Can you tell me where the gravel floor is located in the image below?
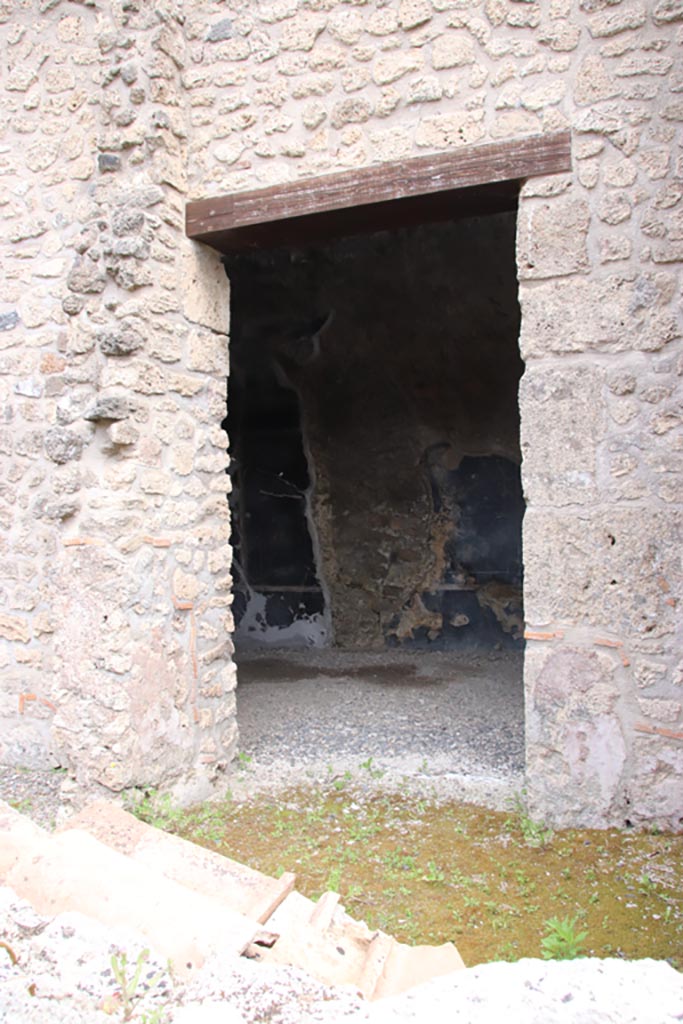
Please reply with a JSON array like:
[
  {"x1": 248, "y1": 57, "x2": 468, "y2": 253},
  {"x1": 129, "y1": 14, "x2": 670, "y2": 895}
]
[
  {"x1": 233, "y1": 648, "x2": 524, "y2": 807},
  {"x1": 0, "y1": 649, "x2": 525, "y2": 827}
]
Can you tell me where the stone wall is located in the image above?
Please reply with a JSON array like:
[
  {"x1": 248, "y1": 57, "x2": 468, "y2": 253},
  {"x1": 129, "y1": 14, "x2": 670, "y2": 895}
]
[
  {"x1": 1, "y1": 0, "x2": 681, "y2": 828},
  {"x1": 0, "y1": 1, "x2": 237, "y2": 803}
]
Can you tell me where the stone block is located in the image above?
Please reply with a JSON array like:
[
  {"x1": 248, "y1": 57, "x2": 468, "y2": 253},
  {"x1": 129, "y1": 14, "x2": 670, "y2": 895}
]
[
  {"x1": 181, "y1": 244, "x2": 229, "y2": 334},
  {"x1": 84, "y1": 396, "x2": 131, "y2": 422},
  {"x1": 574, "y1": 54, "x2": 620, "y2": 105},
  {"x1": 372, "y1": 50, "x2": 423, "y2": 85},
  {"x1": 520, "y1": 365, "x2": 603, "y2": 507},
  {"x1": 652, "y1": 0, "x2": 683, "y2": 23},
  {"x1": 399, "y1": 0, "x2": 432, "y2": 29},
  {"x1": 44, "y1": 428, "x2": 84, "y2": 464},
  {"x1": 187, "y1": 331, "x2": 229, "y2": 374},
  {"x1": 0, "y1": 612, "x2": 30, "y2": 643},
  {"x1": 328, "y1": 10, "x2": 363, "y2": 45},
  {"x1": 523, "y1": 507, "x2": 681, "y2": 639},
  {"x1": 587, "y1": 2, "x2": 646, "y2": 37},
  {"x1": 431, "y1": 35, "x2": 475, "y2": 70},
  {"x1": 517, "y1": 196, "x2": 590, "y2": 279},
  {"x1": 330, "y1": 98, "x2": 372, "y2": 129},
  {"x1": 66, "y1": 258, "x2": 106, "y2": 295},
  {"x1": 518, "y1": 274, "x2": 681, "y2": 357},
  {"x1": 414, "y1": 111, "x2": 484, "y2": 148}
]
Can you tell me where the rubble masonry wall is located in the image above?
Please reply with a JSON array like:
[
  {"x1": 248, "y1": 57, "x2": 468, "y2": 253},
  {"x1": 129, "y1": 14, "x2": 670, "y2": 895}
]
[{"x1": 0, "y1": 0, "x2": 681, "y2": 825}]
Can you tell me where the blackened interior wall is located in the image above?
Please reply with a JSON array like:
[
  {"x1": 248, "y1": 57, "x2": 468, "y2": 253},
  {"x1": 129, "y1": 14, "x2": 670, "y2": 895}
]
[{"x1": 227, "y1": 211, "x2": 523, "y2": 650}]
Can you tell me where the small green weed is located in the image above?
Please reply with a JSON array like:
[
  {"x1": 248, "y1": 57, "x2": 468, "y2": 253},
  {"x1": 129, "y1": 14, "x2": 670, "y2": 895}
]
[
  {"x1": 540, "y1": 915, "x2": 588, "y2": 961},
  {"x1": 423, "y1": 861, "x2": 446, "y2": 884},
  {"x1": 108, "y1": 949, "x2": 164, "y2": 1021},
  {"x1": 124, "y1": 790, "x2": 185, "y2": 834},
  {"x1": 505, "y1": 792, "x2": 554, "y2": 849},
  {"x1": 360, "y1": 757, "x2": 385, "y2": 780}
]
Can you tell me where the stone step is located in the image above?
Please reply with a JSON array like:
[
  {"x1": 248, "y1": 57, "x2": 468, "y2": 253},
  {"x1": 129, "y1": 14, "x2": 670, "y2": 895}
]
[
  {"x1": 2, "y1": 798, "x2": 466, "y2": 1000},
  {"x1": 373, "y1": 940, "x2": 465, "y2": 999},
  {"x1": 1, "y1": 801, "x2": 262, "y2": 978},
  {"x1": 60, "y1": 800, "x2": 296, "y2": 924}
]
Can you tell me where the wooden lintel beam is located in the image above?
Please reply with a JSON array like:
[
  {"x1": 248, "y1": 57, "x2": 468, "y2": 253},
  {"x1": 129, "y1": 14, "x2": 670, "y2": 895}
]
[{"x1": 186, "y1": 131, "x2": 571, "y2": 251}]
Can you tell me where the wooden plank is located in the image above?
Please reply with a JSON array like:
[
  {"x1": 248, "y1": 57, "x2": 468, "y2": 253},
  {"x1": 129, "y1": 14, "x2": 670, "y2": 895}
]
[
  {"x1": 201, "y1": 180, "x2": 520, "y2": 253},
  {"x1": 186, "y1": 131, "x2": 571, "y2": 251}
]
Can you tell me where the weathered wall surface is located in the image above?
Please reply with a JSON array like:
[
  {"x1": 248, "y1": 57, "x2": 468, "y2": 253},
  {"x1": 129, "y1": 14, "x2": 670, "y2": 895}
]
[
  {"x1": 1, "y1": 0, "x2": 681, "y2": 827},
  {"x1": 0, "y1": 1, "x2": 237, "y2": 802}
]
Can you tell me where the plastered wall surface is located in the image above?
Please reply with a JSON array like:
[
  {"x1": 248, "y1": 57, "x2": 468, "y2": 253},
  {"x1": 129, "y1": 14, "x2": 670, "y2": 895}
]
[{"x1": 0, "y1": 0, "x2": 681, "y2": 826}]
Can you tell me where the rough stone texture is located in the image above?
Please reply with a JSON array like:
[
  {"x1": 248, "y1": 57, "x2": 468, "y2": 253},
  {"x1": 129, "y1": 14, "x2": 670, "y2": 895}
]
[
  {"x1": 0, "y1": 0, "x2": 681, "y2": 829},
  {"x1": 3, "y1": 881, "x2": 682, "y2": 1024}
]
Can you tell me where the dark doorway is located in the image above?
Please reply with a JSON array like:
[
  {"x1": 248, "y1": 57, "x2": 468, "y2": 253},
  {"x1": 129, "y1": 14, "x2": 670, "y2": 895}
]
[{"x1": 225, "y1": 210, "x2": 524, "y2": 653}]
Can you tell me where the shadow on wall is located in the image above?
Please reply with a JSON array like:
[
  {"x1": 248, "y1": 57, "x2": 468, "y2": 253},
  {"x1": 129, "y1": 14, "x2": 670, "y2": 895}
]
[{"x1": 225, "y1": 212, "x2": 524, "y2": 652}]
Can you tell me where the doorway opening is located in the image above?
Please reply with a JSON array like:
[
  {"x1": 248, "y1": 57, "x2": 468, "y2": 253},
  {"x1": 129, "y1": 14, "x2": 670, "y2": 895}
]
[
  {"x1": 226, "y1": 211, "x2": 524, "y2": 654},
  {"x1": 223, "y1": 209, "x2": 526, "y2": 787},
  {"x1": 186, "y1": 133, "x2": 573, "y2": 793}
]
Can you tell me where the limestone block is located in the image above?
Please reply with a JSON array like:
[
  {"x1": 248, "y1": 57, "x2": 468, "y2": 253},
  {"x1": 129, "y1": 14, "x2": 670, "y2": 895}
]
[
  {"x1": 540, "y1": 21, "x2": 580, "y2": 52},
  {"x1": 616, "y1": 54, "x2": 673, "y2": 77},
  {"x1": 637, "y1": 697, "x2": 681, "y2": 724},
  {"x1": 187, "y1": 331, "x2": 229, "y2": 374},
  {"x1": 173, "y1": 567, "x2": 201, "y2": 602},
  {"x1": 328, "y1": 11, "x2": 363, "y2": 45},
  {"x1": 587, "y1": 2, "x2": 647, "y2": 37},
  {"x1": 520, "y1": 364, "x2": 602, "y2": 507},
  {"x1": 0, "y1": 612, "x2": 30, "y2": 643},
  {"x1": 107, "y1": 422, "x2": 138, "y2": 447},
  {"x1": 633, "y1": 659, "x2": 668, "y2": 690},
  {"x1": 523, "y1": 507, "x2": 681, "y2": 638},
  {"x1": 372, "y1": 50, "x2": 423, "y2": 86},
  {"x1": 406, "y1": 75, "x2": 443, "y2": 104},
  {"x1": 67, "y1": 257, "x2": 106, "y2": 295},
  {"x1": 518, "y1": 274, "x2": 681, "y2": 356},
  {"x1": 330, "y1": 98, "x2": 372, "y2": 129},
  {"x1": 310, "y1": 44, "x2": 348, "y2": 72},
  {"x1": 597, "y1": 191, "x2": 632, "y2": 225},
  {"x1": 367, "y1": 9, "x2": 399, "y2": 35},
  {"x1": 280, "y1": 15, "x2": 325, "y2": 52},
  {"x1": 140, "y1": 469, "x2": 171, "y2": 495},
  {"x1": 517, "y1": 196, "x2": 589, "y2": 279},
  {"x1": 302, "y1": 101, "x2": 327, "y2": 129},
  {"x1": 652, "y1": 0, "x2": 683, "y2": 23},
  {"x1": 574, "y1": 54, "x2": 620, "y2": 105},
  {"x1": 520, "y1": 80, "x2": 566, "y2": 111},
  {"x1": 399, "y1": 0, "x2": 432, "y2": 29},
  {"x1": 495, "y1": 111, "x2": 544, "y2": 139},
  {"x1": 181, "y1": 243, "x2": 229, "y2": 333},
  {"x1": 414, "y1": 111, "x2": 484, "y2": 148},
  {"x1": 170, "y1": 444, "x2": 195, "y2": 476},
  {"x1": 432, "y1": 35, "x2": 475, "y2": 70},
  {"x1": 599, "y1": 237, "x2": 632, "y2": 263},
  {"x1": 84, "y1": 396, "x2": 131, "y2": 422},
  {"x1": 44, "y1": 428, "x2": 84, "y2": 464}
]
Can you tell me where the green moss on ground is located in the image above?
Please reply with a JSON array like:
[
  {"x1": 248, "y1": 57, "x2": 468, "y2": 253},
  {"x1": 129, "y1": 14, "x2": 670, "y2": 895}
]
[{"x1": 133, "y1": 783, "x2": 683, "y2": 969}]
